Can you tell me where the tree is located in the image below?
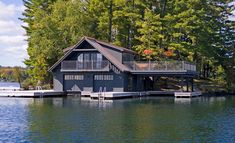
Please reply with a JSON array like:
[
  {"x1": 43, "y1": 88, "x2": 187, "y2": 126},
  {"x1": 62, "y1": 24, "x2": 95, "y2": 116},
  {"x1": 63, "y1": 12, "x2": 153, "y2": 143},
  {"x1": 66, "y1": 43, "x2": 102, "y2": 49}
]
[
  {"x1": 135, "y1": 8, "x2": 163, "y2": 60},
  {"x1": 21, "y1": 0, "x2": 58, "y2": 84},
  {"x1": 13, "y1": 67, "x2": 22, "y2": 87},
  {"x1": 21, "y1": 0, "x2": 235, "y2": 90},
  {"x1": 22, "y1": 0, "x2": 94, "y2": 84}
]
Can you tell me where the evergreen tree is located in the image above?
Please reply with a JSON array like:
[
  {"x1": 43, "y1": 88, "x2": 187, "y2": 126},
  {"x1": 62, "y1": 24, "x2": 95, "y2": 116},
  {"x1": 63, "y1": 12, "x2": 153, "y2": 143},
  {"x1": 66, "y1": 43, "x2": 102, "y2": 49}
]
[
  {"x1": 21, "y1": 0, "x2": 235, "y2": 88},
  {"x1": 135, "y1": 8, "x2": 163, "y2": 60}
]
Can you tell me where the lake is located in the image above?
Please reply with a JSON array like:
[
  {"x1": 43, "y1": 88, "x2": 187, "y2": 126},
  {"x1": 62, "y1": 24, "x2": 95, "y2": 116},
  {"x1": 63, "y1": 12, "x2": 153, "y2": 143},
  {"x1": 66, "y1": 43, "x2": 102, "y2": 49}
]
[
  {"x1": 0, "y1": 82, "x2": 20, "y2": 90},
  {"x1": 0, "y1": 96, "x2": 235, "y2": 143}
]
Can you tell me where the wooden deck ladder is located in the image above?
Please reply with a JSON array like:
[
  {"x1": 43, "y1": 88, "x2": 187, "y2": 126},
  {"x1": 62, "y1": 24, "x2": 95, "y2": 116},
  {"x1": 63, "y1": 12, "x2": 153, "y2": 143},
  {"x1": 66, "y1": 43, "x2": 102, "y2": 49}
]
[
  {"x1": 98, "y1": 87, "x2": 103, "y2": 100},
  {"x1": 98, "y1": 87, "x2": 106, "y2": 101}
]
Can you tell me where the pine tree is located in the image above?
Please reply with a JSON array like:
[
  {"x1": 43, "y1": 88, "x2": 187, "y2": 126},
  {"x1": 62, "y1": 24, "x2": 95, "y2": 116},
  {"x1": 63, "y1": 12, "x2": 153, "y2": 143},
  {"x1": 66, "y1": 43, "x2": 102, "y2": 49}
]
[
  {"x1": 20, "y1": 0, "x2": 235, "y2": 87},
  {"x1": 135, "y1": 8, "x2": 163, "y2": 60}
]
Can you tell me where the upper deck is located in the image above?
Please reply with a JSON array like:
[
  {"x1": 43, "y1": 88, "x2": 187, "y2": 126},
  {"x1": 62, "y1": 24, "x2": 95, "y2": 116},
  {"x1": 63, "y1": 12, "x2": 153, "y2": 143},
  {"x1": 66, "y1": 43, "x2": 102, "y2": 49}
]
[
  {"x1": 124, "y1": 61, "x2": 197, "y2": 76},
  {"x1": 60, "y1": 60, "x2": 197, "y2": 76}
]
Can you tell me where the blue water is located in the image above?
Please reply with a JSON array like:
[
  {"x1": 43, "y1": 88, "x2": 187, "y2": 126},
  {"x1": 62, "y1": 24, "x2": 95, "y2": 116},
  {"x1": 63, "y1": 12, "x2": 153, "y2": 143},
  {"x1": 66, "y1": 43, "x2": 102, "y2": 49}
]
[
  {"x1": 0, "y1": 82, "x2": 20, "y2": 88},
  {"x1": 0, "y1": 96, "x2": 235, "y2": 143}
]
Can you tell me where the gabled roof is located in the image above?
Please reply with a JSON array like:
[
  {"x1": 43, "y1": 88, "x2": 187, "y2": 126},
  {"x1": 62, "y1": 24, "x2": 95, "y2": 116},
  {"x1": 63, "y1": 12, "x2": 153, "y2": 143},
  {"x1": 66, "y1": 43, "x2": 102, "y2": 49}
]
[
  {"x1": 48, "y1": 36, "x2": 134, "y2": 72},
  {"x1": 63, "y1": 45, "x2": 75, "y2": 53},
  {"x1": 86, "y1": 37, "x2": 136, "y2": 54},
  {"x1": 48, "y1": 37, "x2": 86, "y2": 72}
]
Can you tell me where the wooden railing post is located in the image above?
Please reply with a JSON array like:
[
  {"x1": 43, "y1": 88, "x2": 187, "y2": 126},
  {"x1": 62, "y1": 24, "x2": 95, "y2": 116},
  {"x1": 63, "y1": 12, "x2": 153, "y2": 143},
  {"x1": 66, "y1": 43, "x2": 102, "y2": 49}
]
[
  {"x1": 148, "y1": 60, "x2": 151, "y2": 70},
  {"x1": 134, "y1": 61, "x2": 136, "y2": 70},
  {"x1": 182, "y1": 61, "x2": 185, "y2": 70},
  {"x1": 75, "y1": 61, "x2": 77, "y2": 70},
  {"x1": 165, "y1": 61, "x2": 167, "y2": 70}
]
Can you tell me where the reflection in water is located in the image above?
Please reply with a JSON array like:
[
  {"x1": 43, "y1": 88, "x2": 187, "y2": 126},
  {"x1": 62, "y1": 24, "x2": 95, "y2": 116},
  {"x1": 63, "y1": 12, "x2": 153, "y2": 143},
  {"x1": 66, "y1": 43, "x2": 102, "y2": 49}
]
[
  {"x1": 80, "y1": 97, "x2": 114, "y2": 108},
  {"x1": 208, "y1": 96, "x2": 226, "y2": 102},
  {"x1": 174, "y1": 98, "x2": 192, "y2": 104},
  {"x1": 33, "y1": 98, "x2": 44, "y2": 106},
  {"x1": 174, "y1": 97, "x2": 202, "y2": 104},
  {"x1": 52, "y1": 98, "x2": 63, "y2": 107},
  {"x1": 0, "y1": 96, "x2": 235, "y2": 142}
]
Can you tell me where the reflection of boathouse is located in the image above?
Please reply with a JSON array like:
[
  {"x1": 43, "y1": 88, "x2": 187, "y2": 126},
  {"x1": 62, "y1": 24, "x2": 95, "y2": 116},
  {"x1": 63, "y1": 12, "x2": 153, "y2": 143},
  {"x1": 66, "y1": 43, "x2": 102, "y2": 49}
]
[{"x1": 49, "y1": 37, "x2": 197, "y2": 93}]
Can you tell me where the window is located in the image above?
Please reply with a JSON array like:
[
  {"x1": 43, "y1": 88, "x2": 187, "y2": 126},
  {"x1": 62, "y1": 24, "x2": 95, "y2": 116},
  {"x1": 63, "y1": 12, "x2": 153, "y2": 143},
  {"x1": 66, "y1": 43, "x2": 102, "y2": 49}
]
[
  {"x1": 96, "y1": 53, "x2": 102, "y2": 69},
  {"x1": 65, "y1": 75, "x2": 84, "y2": 80},
  {"x1": 74, "y1": 75, "x2": 84, "y2": 80},
  {"x1": 84, "y1": 53, "x2": 90, "y2": 61},
  {"x1": 77, "y1": 53, "x2": 103, "y2": 69},
  {"x1": 65, "y1": 75, "x2": 73, "y2": 80},
  {"x1": 77, "y1": 54, "x2": 83, "y2": 62},
  {"x1": 97, "y1": 53, "x2": 102, "y2": 61},
  {"x1": 77, "y1": 54, "x2": 84, "y2": 69},
  {"x1": 128, "y1": 76, "x2": 133, "y2": 91},
  {"x1": 91, "y1": 53, "x2": 97, "y2": 61},
  {"x1": 78, "y1": 53, "x2": 102, "y2": 62},
  {"x1": 94, "y1": 75, "x2": 113, "y2": 80}
]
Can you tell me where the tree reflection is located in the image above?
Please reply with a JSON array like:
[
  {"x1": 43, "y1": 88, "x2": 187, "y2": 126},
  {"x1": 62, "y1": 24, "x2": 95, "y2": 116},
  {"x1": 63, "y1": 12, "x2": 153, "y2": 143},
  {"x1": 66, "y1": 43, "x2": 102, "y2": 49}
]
[{"x1": 25, "y1": 96, "x2": 235, "y2": 142}]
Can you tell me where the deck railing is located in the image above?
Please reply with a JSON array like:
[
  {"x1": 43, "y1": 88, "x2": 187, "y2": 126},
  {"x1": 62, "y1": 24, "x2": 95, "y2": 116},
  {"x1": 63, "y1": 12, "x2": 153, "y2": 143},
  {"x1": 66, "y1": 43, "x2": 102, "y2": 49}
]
[
  {"x1": 124, "y1": 61, "x2": 196, "y2": 71},
  {"x1": 61, "y1": 61, "x2": 109, "y2": 71}
]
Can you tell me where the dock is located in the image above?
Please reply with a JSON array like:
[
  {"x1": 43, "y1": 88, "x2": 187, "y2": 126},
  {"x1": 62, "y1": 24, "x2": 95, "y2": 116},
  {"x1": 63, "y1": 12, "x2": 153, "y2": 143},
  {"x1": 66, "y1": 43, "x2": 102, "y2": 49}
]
[
  {"x1": 174, "y1": 91, "x2": 202, "y2": 98},
  {"x1": 90, "y1": 92, "x2": 148, "y2": 99},
  {"x1": 84, "y1": 90, "x2": 201, "y2": 100},
  {"x1": 0, "y1": 90, "x2": 202, "y2": 99},
  {"x1": 0, "y1": 90, "x2": 66, "y2": 98}
]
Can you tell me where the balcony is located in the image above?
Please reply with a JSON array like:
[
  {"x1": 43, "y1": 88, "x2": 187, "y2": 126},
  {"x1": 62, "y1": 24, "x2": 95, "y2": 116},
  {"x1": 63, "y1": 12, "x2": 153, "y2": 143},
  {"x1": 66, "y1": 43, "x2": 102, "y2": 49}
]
[
  {"x1": 61, "y1": 61, "x2": 109, "y2": 71},
  {"x1": 124, "y1": 61, "x2": 196, "y2": 72}
]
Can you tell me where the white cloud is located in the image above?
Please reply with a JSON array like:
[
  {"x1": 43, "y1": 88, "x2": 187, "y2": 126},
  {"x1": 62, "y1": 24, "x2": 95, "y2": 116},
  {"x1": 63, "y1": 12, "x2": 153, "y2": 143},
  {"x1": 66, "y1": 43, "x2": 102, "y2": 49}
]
[
  {"x1": 0, "y1": 2, "x2": 16, "y2": 19},
  {"x1": 0, "y1": 44, "x2": 28, "y2": 67},
  {"x1": 0, "y1": 20, "x2": 25, "y2": 35},
  {"x1": 0, "y1": 35, "x2": 27, "y2": 46},
  {"x1": 0, "y1": 1, "x2": 28, "y2": 67},
  {"x1": 1, "y1": 44, "x2": 28, "y2": 59},
  {"x1": 0, "y1": 1, "x2": 24, "y2": 20}
]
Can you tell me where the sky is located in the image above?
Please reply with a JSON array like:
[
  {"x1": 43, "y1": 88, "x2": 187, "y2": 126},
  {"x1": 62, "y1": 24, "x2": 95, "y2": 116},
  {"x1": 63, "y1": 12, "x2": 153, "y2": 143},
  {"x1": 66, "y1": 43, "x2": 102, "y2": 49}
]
[
  {"x1": 230, "y1": 1, "x2": 235, "y2": 20},
  {"x1": 0, "y1": 0, "x2": 27, "y2": 67},
  {"x1": 0, "y1": 0, "x2": 234, "y2": 67}
]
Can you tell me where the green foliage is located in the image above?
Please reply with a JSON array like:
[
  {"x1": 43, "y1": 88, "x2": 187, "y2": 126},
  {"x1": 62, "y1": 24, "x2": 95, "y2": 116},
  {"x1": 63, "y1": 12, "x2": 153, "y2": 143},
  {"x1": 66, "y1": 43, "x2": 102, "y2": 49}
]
[
  {"x1": 22, "y1": 0, "x2": 94, "y2": 84},
  {"x1": 135, "y1": 8, "x2": 163, "y2": 60},
  {"x1": 0, "y1": 67, "x2": 14, "y2": 81},
  {"x1": 0, "y1": 67, "x2": 28, "y2": 88},
  {"x1": 13, "y1": 67, "x2": 22, "y2": 86},
  {"x1": 21, "y1": 0, "x2": 235, "y2": 90},
  {"x1": 214, "y1": 65, "x2": 226, "y2": 85}
]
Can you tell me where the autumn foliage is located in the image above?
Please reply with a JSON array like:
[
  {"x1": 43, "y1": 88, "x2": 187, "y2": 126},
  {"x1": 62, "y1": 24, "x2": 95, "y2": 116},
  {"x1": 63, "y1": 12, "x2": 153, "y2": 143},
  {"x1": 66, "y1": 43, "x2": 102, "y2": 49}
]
[
  {"x1": 163, "y1": 49, "x2": 174, "y2": 57},
  {"x1": 143, "y1": 49, "x2": 153, "y2": 55}
]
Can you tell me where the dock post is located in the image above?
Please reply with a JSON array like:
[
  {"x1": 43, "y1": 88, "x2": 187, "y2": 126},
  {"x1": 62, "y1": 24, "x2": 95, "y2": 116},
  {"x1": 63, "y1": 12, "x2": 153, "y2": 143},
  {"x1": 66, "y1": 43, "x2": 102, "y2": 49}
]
[
  {"x1": 186, "y1": 77, "x2": 189, "y2": 92},
  {"x1": 148, "y1": 60, "x2": 151, "y2": 70},
  {"x1": 180, "y1": 77, "x2": 184, "y2": 91},
  {"x1": 165, "y1": 61, "x2": 167, "y2": 70},
  {"x1": 191, "y1": 78, "x2": 194, "y2": 92},
  {"x1": 134, "y1": 61, "x2": 136, "y2": 70}
]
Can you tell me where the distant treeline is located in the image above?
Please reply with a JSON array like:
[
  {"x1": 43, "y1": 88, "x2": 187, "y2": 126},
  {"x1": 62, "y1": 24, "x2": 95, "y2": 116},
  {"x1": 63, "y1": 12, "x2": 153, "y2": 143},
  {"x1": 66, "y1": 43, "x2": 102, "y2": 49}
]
[
  {"x1": 0, "y1": 66, "x2": 52, "y2": 89},
  {"x1": 21, "y1": 0, "x2": 235, "y2": 91},
  {"x1": 0, "y1": 67, "x2": 25, "y2": 85}
]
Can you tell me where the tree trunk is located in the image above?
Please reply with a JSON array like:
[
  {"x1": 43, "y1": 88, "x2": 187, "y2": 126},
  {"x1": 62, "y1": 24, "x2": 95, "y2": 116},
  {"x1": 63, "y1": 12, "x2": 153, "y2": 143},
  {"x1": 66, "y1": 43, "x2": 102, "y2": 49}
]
[
  {"x1": 108, "y1": 0, "x2": 113, "y2": 42},
  {"x1": 161, "y1": 0, "x2": 167, "y2": 18}
]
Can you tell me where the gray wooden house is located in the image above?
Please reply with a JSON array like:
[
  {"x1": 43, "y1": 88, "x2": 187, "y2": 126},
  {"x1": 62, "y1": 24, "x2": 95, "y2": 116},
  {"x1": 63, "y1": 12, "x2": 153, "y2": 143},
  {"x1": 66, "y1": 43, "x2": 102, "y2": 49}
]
[{"x1": 49, "y1": 37, "x2": 197, "y2": 93}]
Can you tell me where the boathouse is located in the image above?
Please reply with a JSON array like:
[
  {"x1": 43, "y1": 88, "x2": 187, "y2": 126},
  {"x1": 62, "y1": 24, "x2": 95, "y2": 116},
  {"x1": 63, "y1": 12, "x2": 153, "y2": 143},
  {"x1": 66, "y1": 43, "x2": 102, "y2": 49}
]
[{"x1": 49, "y1": 37, "x2": 197, "y2": 93}]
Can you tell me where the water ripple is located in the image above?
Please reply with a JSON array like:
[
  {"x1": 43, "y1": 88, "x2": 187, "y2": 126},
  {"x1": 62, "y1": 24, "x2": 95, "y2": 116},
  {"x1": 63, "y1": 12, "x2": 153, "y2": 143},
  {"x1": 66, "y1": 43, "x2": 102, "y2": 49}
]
[{"x1": 0, "y1": 96, "x2": 235, "y2": 142}]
